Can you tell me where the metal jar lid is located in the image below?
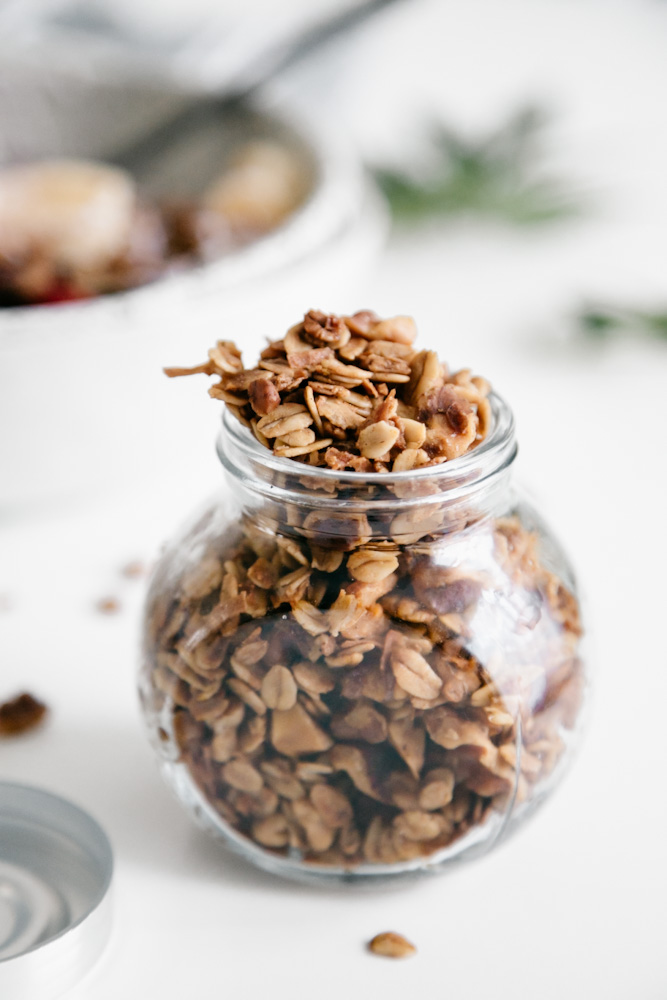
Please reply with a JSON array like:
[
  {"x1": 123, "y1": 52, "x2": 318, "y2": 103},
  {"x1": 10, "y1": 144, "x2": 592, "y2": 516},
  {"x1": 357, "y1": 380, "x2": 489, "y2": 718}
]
[{"x1": 0, "y1": 782, "x2": 113, "y2": 999}]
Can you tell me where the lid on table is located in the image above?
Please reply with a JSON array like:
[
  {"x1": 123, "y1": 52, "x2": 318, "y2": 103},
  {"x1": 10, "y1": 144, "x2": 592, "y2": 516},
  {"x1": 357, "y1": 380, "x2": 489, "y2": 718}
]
[{"x1": 0, "y1": 782, "x2": 113, "y2": 999}]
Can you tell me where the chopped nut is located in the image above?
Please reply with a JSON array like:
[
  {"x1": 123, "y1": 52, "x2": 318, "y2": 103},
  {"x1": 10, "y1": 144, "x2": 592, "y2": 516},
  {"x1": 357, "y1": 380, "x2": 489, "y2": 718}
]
[
  {"x1": 271, "y1": 703, "x2": 333, "y2": 756},
  {"x1": 310, "y1": 784, "x2": 353, "y2": 828},
  {"x1": 248, "y1": 377, "x2": 281, "y2": 416},
  {"x1": 368, "y1": 932, "x2": 416, "y2": 959},
  {"x1": 303, "y1": 309, "x2": 351, "y2": 349},
  {"x1": 331, "y1": 701, "x2": 388, "y2": 744},
  {"x1": 331, "y1": 744, "x2": 386, "y2": 802}
]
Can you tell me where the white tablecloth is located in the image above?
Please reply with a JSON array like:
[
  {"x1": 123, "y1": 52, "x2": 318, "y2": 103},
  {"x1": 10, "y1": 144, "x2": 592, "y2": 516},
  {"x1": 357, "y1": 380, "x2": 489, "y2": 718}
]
[{"x1": 2, "y1": 1, "x2": 666, "y2": 997}]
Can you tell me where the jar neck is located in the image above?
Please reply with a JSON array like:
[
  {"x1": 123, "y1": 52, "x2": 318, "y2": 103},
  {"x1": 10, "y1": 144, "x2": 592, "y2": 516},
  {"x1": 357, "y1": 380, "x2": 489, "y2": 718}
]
[{"x1": 216, "y1": 395, "x2": 517, "y2": 542}]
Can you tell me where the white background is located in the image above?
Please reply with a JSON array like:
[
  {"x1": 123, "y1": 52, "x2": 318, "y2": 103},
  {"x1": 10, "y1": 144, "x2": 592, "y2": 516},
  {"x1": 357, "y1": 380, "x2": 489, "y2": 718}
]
[{"x1": 2, "y1": 1, "x2": 667, "y2": 997}]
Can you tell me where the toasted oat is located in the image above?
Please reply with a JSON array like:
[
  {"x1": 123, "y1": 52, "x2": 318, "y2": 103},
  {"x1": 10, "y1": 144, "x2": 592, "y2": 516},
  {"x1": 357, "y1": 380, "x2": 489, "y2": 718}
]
[
  {"x1": 368, "y1": 932, "x2": 416, "y2": 959},
  {"x1": 252, "y1": 814, "x2": 290, "y2": 848},
  {"x1": 391, "y1": 644, "x2": 442, "y2": 701},
  {"x1": 221, "y1": 759, "x2": 264, "y2": 794},
  {"x1": 347, "y1": 549, "x2": 399, "y2": 583},
  {"x1": 256, "y1": 403, "x2": 312, "y2": 438},
  {"x1": 260, "y1": 665, "x2": 298, "y2": 711},
  {"x1": 357, "y1": 421, "x2": 400, "y2": 460},
  {"x1": 393, "y1": 810, "x2": 445, "y2": 841}
]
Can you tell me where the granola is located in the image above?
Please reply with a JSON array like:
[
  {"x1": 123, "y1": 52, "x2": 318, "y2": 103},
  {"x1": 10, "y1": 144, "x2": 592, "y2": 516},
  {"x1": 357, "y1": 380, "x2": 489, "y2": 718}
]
[
  {"x1": 368, "y1": 932, "x2": 417, "y2": 959},
  {"x1": 142, "y1": 507, "x2": 584, "y2": 869},
  {"x1": 142, "y1": 310, "x2": 585, "y2": 873},
  {"x1": 165, "y1": 310, "x2": 491, "y2": 470},
  {"x1": 0, "y1": 693, "x2": 48, "y2": 736}
]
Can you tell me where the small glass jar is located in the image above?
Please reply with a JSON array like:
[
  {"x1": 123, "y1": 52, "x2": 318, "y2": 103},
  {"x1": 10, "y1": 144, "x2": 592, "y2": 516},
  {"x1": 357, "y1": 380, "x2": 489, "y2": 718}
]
[{"x1": 140, "y1": 396, "x2": 587, "y2": 883}]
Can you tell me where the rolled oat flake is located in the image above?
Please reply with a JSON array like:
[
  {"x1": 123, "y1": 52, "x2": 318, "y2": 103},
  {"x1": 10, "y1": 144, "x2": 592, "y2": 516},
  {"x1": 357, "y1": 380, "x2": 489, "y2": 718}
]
[{"x1": 0, "y1": 782, "x2": 113, "y2": 999}]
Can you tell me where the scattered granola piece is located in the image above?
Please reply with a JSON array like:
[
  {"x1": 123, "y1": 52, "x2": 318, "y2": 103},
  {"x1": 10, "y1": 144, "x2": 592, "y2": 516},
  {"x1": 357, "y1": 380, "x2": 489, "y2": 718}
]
[
  {"x1": 121, "y1": 560, "x2": 146, "y2": 579},
  {"x1": 96, "y1": 596, "x2": 121, "y2": 614},
  {"x1": 0, "y1": 693, "x2": 48, "y2": 736},
  {"x1": 368, "y1": 932, "x2": 417, "y2": 959}
]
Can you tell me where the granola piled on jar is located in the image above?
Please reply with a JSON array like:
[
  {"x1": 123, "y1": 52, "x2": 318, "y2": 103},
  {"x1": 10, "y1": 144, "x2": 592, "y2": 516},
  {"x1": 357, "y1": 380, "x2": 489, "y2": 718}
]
[
  {"x1": 165, "y1": 309, "x2": 491, "y2": 471},
  {"x1": 142, "y1": 310, "x2": 585, "y2": 873}
]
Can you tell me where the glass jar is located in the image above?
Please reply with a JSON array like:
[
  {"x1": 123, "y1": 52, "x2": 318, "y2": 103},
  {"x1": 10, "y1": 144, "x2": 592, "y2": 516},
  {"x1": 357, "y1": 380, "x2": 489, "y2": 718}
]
[{"x1": 139, "y1": 396, "x2": 586, "y2": 883}]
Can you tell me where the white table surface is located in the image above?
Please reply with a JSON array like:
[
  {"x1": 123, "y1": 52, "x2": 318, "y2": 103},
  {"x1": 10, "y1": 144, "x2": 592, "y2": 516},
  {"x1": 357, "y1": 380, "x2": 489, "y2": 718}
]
[{"x1": 2, "y1": 1, "x2": 667, "y2": 997}]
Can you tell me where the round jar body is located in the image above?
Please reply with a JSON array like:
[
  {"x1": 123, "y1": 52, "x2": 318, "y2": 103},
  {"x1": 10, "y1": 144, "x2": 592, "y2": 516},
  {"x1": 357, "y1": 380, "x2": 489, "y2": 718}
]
[{"x1": 140, "y1": 404, "x2": 586, "y2": 883}]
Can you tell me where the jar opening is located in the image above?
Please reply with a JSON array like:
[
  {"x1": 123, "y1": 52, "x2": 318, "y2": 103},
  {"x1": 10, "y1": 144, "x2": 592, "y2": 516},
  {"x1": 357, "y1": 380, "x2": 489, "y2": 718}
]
[{"x1": 217, "y1": 391, "x2": 516, "y2": 502}]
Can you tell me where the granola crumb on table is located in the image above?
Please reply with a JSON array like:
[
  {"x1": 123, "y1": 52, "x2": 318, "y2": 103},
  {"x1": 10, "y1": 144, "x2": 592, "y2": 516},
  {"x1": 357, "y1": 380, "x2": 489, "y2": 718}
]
[
  {"x1": 0, "y1": 692, "x2": 48, "y2": 736},
  {"x1": 144, "y1": 310, "x2": 585, "y2": 871},
  {"x1": 368, "y1": 932, "x2": 417, "y2": 958}
]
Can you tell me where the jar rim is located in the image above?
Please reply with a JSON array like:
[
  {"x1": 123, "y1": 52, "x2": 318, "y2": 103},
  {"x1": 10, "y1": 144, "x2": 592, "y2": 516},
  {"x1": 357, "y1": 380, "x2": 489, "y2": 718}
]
[{"x1": 217, "y1": 390, "x2": 516, "y2": 491}]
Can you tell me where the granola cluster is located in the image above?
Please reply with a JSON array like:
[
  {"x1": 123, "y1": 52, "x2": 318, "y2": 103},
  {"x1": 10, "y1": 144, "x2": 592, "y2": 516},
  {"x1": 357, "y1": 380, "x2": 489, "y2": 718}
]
[
  {"x1": 165, "y1": 310, "x2": 491, "y2": 471},
  {"x1": 143, "y1": 511, "x2": 583, "y2": 869}
]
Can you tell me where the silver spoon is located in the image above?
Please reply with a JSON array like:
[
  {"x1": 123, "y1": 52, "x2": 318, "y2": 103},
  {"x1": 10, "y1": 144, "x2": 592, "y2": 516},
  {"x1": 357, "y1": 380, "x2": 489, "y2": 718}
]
[{"x1": 110, "y1": 0, "x2": 406, "y2": 174}]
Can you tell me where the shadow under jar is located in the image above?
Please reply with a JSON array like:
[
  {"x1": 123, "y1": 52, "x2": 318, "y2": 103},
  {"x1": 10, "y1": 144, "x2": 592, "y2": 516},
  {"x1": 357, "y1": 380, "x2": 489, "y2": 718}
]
[{"x1": 140, "y1": 397, "x2": 586, "y2": 883}]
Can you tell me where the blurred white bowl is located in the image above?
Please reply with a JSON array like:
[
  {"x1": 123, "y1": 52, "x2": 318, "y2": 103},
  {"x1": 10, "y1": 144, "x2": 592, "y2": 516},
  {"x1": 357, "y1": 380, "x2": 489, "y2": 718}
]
[{"x1": 0, "y1": 74, "x2": 387, "y2": 513}]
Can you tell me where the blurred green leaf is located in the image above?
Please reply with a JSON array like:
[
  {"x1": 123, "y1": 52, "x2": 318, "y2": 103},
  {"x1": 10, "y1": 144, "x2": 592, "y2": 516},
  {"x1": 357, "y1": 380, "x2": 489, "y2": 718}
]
[
  {"x1": 373, "y1": 106, "x2": 580, "y2": 226},
  {"x1": 577, "y1": 304, "x2": 667, "y2": 341}
]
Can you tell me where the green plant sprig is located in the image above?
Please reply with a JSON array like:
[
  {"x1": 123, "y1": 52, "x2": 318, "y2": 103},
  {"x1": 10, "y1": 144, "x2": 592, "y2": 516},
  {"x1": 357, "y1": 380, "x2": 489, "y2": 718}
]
[
  {"x1": 373, "y1": 106, "x2": 579, "y2": 225},
  {"x1": 578, "y1": 304, "x2": 667, "y2": 342}
]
